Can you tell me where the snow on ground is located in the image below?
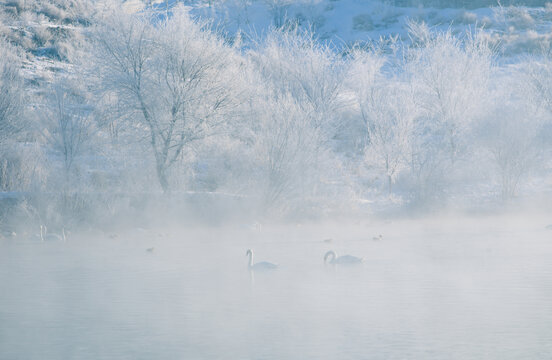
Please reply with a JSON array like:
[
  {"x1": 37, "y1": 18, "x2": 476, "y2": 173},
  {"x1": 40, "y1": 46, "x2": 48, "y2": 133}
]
[{"x1": 168, "y1": 0, "x2": 552, "y2": 57}]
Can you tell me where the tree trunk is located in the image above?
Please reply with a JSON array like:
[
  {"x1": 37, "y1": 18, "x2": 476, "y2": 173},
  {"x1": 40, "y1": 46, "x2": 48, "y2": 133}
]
[
  {"x1": 385, "y1": 157, "x2": 392, "y2": 193},
  {"x1": 156, "y1": 162, "x2": 170, "y2": 193}
]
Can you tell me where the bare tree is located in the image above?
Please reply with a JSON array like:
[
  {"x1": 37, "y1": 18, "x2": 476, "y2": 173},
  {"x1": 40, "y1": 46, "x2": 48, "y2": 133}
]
[
  {"x1": 0, "y1": 41, "x2": 24, "y2": 146},
  {"x1": 91, "y1": 6, "x2": 239, "y2": 192},
  {"x1": 43, "y1": 82, "x2": 95, "y2": 174}
]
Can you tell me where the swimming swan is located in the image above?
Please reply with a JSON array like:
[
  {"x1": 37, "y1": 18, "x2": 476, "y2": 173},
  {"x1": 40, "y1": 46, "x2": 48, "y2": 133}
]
[
  {"x1": 246, "y1": 249, "x2": 278, "y2": 270},
  {"x1": 324, "y1": 250, "x2": 363, "y2": 265}
]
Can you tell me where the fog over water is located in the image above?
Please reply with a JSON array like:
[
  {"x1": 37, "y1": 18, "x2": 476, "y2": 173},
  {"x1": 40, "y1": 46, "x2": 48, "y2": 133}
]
[
  {"x1": 2, "y1": 213, "x2": 552, "y2": 359},
  {"x1": 2, "y1": 1, "x2": 552, "y2": 358}
]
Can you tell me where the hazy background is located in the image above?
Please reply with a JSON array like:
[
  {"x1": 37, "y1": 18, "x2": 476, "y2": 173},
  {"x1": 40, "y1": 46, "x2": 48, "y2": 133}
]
[{"x1": 1, "y1": 1, "x2": 552, "y2": 358}]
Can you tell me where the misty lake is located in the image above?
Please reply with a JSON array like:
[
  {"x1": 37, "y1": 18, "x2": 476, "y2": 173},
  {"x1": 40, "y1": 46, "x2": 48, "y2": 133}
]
[{"x1": 2, "y1": 214, "x2": 552, "y2": 359}]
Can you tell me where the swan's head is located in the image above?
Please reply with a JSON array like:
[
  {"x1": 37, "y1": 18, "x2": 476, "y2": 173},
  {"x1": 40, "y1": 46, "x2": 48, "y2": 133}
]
[
  {"x1": 324, "y1": 250, "x2": 336, "y2": 263},
  {"x1": 246, "y1": 249, "x2": 252, "y2": 257}
]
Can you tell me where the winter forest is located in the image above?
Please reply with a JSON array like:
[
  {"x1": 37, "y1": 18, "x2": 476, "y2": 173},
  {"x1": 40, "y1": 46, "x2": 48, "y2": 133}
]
[
  {"x1": 2, "y1": 1, "x2": 552, "y2": 359},
  {"x1": 0, "y1": 0, "x2": 551, "y2": 229}
]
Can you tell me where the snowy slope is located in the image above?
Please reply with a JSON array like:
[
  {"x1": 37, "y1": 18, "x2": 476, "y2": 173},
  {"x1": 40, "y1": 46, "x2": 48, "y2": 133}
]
[
  {"x1": 3, "y1": 0, "x2": 551, "y2": 86},
  {"x1": 131, "y1": 0, "x2": 552, "y2": 58}
]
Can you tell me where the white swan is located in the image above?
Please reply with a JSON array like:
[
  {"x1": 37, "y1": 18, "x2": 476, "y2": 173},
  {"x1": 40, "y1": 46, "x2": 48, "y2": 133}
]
[
  {"x1": 246, "y1": 249, "x2": 278, "y2": 270},
  {"x1": 40, "y1": 225, "x2": 66, "y2": 242},
  {"x1": 324, "y1": 250, "x2": 363, "y2": 265}
]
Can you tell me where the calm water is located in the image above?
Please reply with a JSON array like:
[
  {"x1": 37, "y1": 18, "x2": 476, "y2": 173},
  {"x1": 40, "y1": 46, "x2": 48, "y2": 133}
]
[{"x1": 2, "y1": 215, "x2": 552, "y2": 359}]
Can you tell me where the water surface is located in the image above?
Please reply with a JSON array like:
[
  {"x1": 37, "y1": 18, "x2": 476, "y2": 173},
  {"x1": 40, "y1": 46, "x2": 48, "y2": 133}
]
[{"x1": 2, "y1": 215, "x2": 552, "y2": 359}]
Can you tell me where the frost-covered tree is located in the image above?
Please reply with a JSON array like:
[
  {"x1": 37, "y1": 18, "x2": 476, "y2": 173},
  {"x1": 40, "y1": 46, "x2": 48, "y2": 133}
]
[
  {"x1": 406, "y1": 23, "x2": 492, "y2": 165},
  {"x1": 525, "y1": 48, "x2": 552, "y2": 118},
  {"x1": 91, "y1": 6, "x2": 239, "y2": 192},
  {"x1": 0, "y1": 40, "x2": 28, "y2": 192},
  {"x1": 482, "y1": 105, "x2": 541, "y2": 200},
  {"x1": 254, "y1": 94, "x2": 321, "y2": 210},
  {"x1": 43, "y1": 81, "x2": 95, "y2": 175},
  {"x1": 363, "y1": 85, "x2": 418, "y2": 193},
  {"x1": 251, "y1": 29, "x2": 345, "y2": 145},
  {"x1": 478, "y1": 70, "x2": 544, "y2": 201},
  {"x1": 348, "y1": 49, "x2": 419, "y2": 193},
  {"x1": 0, "y1": 41, "x2": 24, "y2": 146},
  {"x1": 246, "y1": 29, "x2": 347, "y2": 210}
]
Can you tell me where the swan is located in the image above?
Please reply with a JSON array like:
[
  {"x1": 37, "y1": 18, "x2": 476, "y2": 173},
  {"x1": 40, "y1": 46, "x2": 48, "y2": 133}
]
[
  {"x1": 246, "y1": 249, "x2": 278, "y2": 270},
  {"x1": 324, "y1": 250, "x2": 363, "y2": 265},
  {"x1": 40, "y1": 225, "x2": 66, "y2": 242}
]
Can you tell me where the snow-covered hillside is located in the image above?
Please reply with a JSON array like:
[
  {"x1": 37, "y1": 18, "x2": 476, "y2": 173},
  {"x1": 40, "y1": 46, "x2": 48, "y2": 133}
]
[
  {"x1": 2, "y1": 0, "x2": 551, "y2": 87},
  {"x1": 130, "y1": 0, "x2": 552, "y2": 57}
]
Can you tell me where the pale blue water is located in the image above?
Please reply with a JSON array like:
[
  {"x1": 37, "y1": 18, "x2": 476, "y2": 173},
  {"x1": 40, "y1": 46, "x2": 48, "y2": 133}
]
[{"x1": 1, "y1": 217, "x2": 552, "y2": 359}]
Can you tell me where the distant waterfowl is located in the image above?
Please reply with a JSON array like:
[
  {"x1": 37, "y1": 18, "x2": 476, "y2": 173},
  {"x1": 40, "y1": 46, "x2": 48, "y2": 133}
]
[
  {"x1": 0, "y1": 231, "x2": 16, "y2": 240},
  {"x1": 324, "y1": 250, "x2": 363, "y2": 265},
  {"x1": 146, "y1": 247, "x2": 155, "y2": 253},
  {"x1": 3, "y1": 231, "x2": 16, "y2": 238},
  {"x1": 323, "y1": 238, "x2": 333, "y2": 243},
  {"x1": 40, "y1": 225, "x2": 66, "y2": 242},
  {"x1": 246, "y1": 249, "x2": 278, "y2": 270},
  {"x1": 372, "y1": 234, "x2": 383, "y2": 241}
]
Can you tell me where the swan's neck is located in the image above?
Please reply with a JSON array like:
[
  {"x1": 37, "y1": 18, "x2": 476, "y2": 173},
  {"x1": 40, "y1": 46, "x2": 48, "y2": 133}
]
[
  {"x1": 247, "y1": 251, "x2": 253, "y2": 267},
  {"x1": 40, "y1": 225, "x2": 44, "y2": 242}
]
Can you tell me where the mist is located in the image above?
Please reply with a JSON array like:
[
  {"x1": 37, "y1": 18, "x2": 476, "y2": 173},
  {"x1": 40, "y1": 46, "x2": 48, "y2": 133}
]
[
  {"x1": 2, "y1": 213, "x2": 552, "y2": 359},
  {"x1": 1, "y1": 0, "x2": 552, "y2": 359}
]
